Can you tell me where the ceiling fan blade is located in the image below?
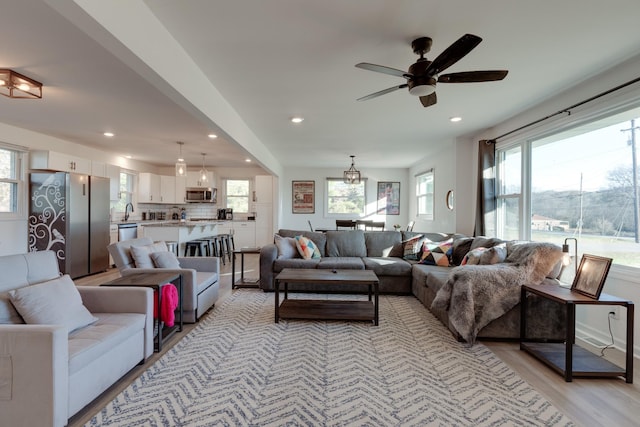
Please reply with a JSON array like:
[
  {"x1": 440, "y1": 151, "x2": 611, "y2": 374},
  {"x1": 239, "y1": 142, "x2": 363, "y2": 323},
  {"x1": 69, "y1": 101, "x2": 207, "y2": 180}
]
[
  {"x1": 419, "y1": 92, "x2": 437, "y2": 108},
  {"x1": 355, "y1": 62, "x2": 409, "y2": 78},
  {"x1": 357, "y1": 84, "x2": 408, "y2": 101},
  {"x1": 424, "y1": 34, "x2": 482, "y2": 76},
  {"x1": 438, "y1": 70, "x2": 508, "y2": 83}
]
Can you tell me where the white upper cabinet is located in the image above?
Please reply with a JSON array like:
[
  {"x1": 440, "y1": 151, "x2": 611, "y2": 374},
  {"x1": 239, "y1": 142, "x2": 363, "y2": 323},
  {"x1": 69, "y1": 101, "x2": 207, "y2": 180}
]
[
  {"x1": 106, "y1": 164, "x2": 121, "y2": 201},
  {"x1": 186, "y1": 170, "x2": 215, "y2": 188},
  {"x1": 138, "y1": 173, "x2": 161, "y2": 203},
  {"x1": 30, "y1": 150, "x2": 91, "y2": 175},
  {"x1": 139, "y1": 173, "x2": 185, "y2": 204}
]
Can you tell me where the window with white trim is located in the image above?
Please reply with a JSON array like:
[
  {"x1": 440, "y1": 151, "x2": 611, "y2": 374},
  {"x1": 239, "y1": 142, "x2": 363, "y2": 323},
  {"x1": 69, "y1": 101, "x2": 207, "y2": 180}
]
[
  {"x1": 113, "y1": 171, "x2": 135, "y2": 212},
  {"x1": 416, "y1": 170, "x2": 434, "y2": 219},
  {"x1": 496, "y1": 107, "x2": 640, "y2": 269},
  {"x1": 226, "y1": 179, "x2": 250, "y2": 213},
  {"x1": 326, "y1": 178, "x2": 366, "y2": 215},
  {"x1": 0, "y1": 145, "x2": 24, "y2": 216}
]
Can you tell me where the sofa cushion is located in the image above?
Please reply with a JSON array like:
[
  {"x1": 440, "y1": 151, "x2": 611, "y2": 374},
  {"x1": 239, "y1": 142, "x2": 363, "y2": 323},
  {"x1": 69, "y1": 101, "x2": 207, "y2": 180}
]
[
  {"x1": 278, "y1": 229, "x2": 327, "y2": 257},
  {"x1": 9, "y1": 274, "x2": 98, "y2": 333},
  {"x1": 295, "y1": 235, "x2": 321, "y2": 259},
  {"x1": 325, "y1": 230, "x2": 367, "y2": 257},
  {"x1": 194, "y1": 271, "x2": 219, "y2": 294},
  {"x1": 275, "y1": 234, "x2": 300, "y2": 259},
  {"x1": 68, "y1": 312, "x2": 145, "y2": 375},
  {"x1": 0, "y1": 291, "x2": 25, "y2": 324},
  {"x1": 151, "y1": 251, "x2": 181, "y2": 268},
  {"x1": 363, "y1": 257, "x2": 412, "y2": 276},
  {"x1": 318, "y1": 257, "x2": 365, "y2": 270},
  {"x1": 419, "y1": 240, "x2": 453, "y2": 266},
  {"x1": 364, "y1": 231, "x2": 402, "y2": 257},
  {"x1": 274, "y1": 258, "x2": 321, "y2": 272},
  {"x1": 130, "y1": 241, "x2": 169, "y2": 268}
]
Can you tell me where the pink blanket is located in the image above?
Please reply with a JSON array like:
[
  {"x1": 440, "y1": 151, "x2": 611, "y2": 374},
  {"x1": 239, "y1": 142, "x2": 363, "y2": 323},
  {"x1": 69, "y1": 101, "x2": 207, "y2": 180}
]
[{"x1": 153, "y1": 284, "x2": 179, "y2": 327}]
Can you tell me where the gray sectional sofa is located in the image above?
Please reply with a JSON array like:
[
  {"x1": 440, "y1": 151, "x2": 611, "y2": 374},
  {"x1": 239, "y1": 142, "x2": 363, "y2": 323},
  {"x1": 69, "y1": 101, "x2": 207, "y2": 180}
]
[
  {"x1": 260, "y1": 229, "x2": 566, "y2": 343},
  {"x1": 0, "y1": 250, "x2": 154, "y2": 427}
]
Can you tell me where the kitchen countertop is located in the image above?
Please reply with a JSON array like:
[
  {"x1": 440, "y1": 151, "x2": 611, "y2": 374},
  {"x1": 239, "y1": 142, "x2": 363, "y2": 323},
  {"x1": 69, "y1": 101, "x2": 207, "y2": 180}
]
[{"x1": 113, "y1": 219, "x2": 255, "y2": 227}]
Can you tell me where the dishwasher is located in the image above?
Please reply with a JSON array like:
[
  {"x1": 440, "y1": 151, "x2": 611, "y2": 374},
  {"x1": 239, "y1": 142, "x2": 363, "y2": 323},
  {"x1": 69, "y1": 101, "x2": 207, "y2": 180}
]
[{"x1": 118, "y1": 223, "x2": 138, "y2": 241}]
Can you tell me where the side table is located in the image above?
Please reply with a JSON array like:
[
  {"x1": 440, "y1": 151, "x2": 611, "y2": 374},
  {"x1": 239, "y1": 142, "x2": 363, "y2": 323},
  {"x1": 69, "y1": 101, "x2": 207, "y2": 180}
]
[
  {"x1": 102, "y1": 272, "x2": 183, "y2": 352},
  {"x1": 521, "y1": 282, "x2": 633, "y2": 383},
  {"x1": 232, "y1": 247, "x2": 261, "y2": 289}
]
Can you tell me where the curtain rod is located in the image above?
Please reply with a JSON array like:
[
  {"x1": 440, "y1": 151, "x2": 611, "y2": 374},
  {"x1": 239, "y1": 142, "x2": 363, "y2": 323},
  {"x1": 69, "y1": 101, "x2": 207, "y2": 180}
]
[{"x1": 491, "y1": 75, "x2": 640, "y2": 143}]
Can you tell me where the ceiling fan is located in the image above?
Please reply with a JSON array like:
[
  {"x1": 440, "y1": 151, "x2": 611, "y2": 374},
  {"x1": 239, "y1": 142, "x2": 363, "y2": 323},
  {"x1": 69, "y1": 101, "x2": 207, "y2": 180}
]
[{"x1": 355, "y1": 34, "x2": 508, "y2": 107}]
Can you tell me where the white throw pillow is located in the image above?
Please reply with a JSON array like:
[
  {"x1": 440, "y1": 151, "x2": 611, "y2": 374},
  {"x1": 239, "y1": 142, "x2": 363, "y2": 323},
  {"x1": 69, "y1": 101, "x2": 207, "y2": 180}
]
[
  {"x1": 9, "y1": 274, "x2": 97, "y2": 334},
  {"x1": 150, "y1": 251, "x2": 181, "y2": 268},
  {"x1": 130, "y1": 241, "x2": 169, "y2": 268}
]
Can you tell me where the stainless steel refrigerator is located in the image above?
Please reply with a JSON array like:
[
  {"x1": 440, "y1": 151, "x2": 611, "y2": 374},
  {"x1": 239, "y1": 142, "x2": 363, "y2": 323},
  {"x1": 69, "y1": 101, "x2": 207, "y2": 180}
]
[{"x1": 29, "y1": 172, "x2": 110, "y2": 278}]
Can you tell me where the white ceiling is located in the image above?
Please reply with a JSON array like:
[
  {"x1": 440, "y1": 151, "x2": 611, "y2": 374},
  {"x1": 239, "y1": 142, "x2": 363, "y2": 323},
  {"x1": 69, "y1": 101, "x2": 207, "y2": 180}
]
[{"x1": 2, "y1": 0, "x2": 640, "y2": 172}]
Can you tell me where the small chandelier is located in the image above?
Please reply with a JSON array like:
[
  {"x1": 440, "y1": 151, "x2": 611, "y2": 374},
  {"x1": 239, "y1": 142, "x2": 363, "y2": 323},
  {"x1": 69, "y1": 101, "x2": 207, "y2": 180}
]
[
  {"x1": 175, "y1": 141, "x2": 187, "y2": 177},
  {"x1": 0, "y1": 69, "x2": 43, "y2": 99},
  {"x1": 199, "y1": 153, "x2": 209, "y2": 183},
  {"x1": 343, "y1": 155, "x2": 361, "y2": 184}
]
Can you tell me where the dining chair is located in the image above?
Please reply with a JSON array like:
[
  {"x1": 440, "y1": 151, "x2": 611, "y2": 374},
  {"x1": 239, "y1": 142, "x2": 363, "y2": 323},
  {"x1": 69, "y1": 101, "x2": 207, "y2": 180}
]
[
  {"x1": 406, "y1": 221, "x2": 415, "y2": 232},
  {"x1": 336, "y1": 219, "x2": 356, "y2": 230}
]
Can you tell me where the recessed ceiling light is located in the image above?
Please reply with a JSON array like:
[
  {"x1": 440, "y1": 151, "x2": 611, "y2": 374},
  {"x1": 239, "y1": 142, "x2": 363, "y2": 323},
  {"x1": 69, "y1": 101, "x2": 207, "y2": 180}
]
[
  {"x1": 208, "y1": 133, "x2": 217, "y2": 139},
  {"x1": 291, "y1": 117, "x2": 304, "y2": 124},
  {"x1": 245, "y1": 158, "x2": 252, "y2": 163},
  {"x1": 449, "y1": 116, "x2": 462, "y2": 123},
  {"x1": 124, "y1": 155, "x2": 132, "y2": 159},
  {"x1": 103, "y1": 132, "x2": 115, "y2": 137}
]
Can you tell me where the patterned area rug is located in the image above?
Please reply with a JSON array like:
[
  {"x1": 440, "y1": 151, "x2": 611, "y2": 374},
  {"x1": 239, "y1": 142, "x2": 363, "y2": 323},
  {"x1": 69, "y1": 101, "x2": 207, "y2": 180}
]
[{"x1": 87, "y1": 290, "x2": 574, "y2": 426}]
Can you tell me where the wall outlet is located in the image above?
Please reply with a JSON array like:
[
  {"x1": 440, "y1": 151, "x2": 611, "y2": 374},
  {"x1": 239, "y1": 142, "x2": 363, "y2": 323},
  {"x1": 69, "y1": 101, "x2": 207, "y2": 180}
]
[{"x1": 609, "y1": 307, "x2": 620, "y2": 320}]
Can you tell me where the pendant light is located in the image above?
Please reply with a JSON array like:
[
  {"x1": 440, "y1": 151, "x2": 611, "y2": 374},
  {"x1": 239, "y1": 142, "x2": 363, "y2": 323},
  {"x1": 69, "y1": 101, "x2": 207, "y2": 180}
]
[
  {"x1": 175, "y1": 141, "x2": 187, "y2": 177},
  {"x1": 343, "y1": 155, "x2": 361, "y2": 184},
  {"x1": 199, "y1": 153, "x2": 209, "y2": 183}
]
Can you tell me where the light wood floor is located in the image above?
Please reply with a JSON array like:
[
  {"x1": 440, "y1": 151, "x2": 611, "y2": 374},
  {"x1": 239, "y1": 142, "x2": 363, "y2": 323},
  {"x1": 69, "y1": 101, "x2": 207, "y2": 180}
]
[{"x1": 69, "y1": 257, "x2": 640, "y2": 427}]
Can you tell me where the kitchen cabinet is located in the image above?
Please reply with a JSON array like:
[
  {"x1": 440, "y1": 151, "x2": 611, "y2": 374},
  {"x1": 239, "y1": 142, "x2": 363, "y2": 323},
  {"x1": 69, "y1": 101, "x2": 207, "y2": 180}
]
[
  {"x1": 107, "y1": 164, "x2": 121, "y2": 201},
  {"x1": 138, "y1": 173, "x2": 161, "y2": 203},
  {"x1": 109, "y1": 224, "x2": 118, "y2": 266},
  {"x1": 140, "y1": 173, "x2": 184, "y2": 204},
  {"x1": 253, "y1": 175, "x2": 275, "y2": 246},
  {"x1": 91, "y1": 161, "x2": 107, "y2": 178},
  {"x1": 30, "y1": 150, "x2": 91, "y2": 174},
  {"x1": 232, "y1": 221, "x2": 256, "y2": 248},
  {"x1": 175, "y1": 176, "x2": 186, "y2": 204},
  {"x1": 186, "y1": 170, "x2": 215, "y2": 188}
]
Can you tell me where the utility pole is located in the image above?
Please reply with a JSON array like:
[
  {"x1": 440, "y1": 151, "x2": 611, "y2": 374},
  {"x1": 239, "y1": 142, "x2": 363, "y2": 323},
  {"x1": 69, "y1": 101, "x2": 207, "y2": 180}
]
[{"x1": 621, "y1": 119, "x2": 640, "y2": 243}]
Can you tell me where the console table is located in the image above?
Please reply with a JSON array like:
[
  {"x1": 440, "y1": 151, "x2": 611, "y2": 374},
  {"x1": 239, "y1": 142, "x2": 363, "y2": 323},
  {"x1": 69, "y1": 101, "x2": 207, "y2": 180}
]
[
  {"x1": 521, "y1": 283, "x2": 633, "y2": 383},
  {"x1": 102, "y1": 272, "x2": 183, "y2": 352}
]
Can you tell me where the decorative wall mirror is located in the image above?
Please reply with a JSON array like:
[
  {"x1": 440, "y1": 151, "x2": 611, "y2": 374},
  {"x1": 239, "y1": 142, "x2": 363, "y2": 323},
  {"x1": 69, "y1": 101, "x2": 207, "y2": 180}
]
[{"x1": 445, "y1": 190, "x2": 454, "y2": 210}]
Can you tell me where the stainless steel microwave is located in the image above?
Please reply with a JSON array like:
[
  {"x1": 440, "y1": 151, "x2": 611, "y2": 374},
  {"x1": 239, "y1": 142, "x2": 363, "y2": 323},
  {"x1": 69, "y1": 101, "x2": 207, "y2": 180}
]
[{"x1": 185, "y1": 187, "x2": 217, "y2": 203}]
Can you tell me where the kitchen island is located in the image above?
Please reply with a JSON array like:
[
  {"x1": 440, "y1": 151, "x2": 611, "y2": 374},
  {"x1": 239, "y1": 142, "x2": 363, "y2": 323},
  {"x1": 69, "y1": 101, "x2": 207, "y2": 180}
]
[{"x1": 143, "y1": 220, "x2": 228, "y2": 256}]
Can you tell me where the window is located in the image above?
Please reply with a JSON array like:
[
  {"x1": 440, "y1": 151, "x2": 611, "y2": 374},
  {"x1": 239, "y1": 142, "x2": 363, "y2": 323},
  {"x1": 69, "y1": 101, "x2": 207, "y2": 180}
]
[
  {"x1": 326, "y1": 178, "x2": 365, "y2": 215},
  {"x1": 226, "y1": 179, "x2": 250, "y2": 213},
  {"x1": 0, "y1": 145, "x2": 23, "y2": 216},
  {"x1": 112, "y1": 171, "x2": 135, "y2": 212},
  {"x1": 496, "y1": 107, "x2": 640, "y2": 269},
  {"x1": 416, "y1": 170, "x2": 434, "y2": 219}
]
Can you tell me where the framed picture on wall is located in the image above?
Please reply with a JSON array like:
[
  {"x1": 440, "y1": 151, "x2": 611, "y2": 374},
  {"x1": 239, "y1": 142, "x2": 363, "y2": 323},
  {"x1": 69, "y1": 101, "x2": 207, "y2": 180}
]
[
  {"x1": 292, "y1": 180, "x2": 315, "y2": 214},
  {"x1": 377, "y1": 181, "x2": 400, "y2": 215}
]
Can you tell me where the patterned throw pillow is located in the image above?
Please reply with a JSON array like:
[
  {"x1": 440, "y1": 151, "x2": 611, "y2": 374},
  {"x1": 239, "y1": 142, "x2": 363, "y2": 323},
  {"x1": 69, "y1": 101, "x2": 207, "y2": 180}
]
[
  {"x1": 402, "y1": 234, "x2": 425, "y2": 260},
  {"x1": 419, "y1": 240, "x2": 453, "y2": 266},
  {"x1": 295, "y1": 235, "x2": 321, "y2": 260}
]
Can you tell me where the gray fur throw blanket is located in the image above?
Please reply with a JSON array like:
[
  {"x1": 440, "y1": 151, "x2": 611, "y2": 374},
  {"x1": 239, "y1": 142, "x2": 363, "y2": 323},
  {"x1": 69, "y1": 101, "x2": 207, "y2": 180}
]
[{"x1": 431, "y1": 242, "x2": 563, "y2": 345}]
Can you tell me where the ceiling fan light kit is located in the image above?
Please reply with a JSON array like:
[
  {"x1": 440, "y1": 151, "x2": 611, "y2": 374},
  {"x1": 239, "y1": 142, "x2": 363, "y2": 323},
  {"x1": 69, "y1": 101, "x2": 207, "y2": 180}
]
[
  {"x1": 0, "y1": 68, "x2": 43, "y2": 99},
  {"x1": 355, "y1": 34, "x2": 508, "y2": 107},
  {"x1": 343, "y1": 155, "x2": 361, "y2": 184}
]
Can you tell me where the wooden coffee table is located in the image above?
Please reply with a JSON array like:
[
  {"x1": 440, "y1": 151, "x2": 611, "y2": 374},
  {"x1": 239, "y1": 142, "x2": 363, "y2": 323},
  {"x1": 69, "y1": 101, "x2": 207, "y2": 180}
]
[{"x1": 274, "y1": 268, "x2": 379, "y2": 325}]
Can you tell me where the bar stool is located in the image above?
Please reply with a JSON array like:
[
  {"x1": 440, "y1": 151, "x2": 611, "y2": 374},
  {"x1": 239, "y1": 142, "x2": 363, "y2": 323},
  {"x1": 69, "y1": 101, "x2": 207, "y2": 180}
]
[
  {"x1": 165, "y1": 241, "x2": 179, "y2": 256},
  {"x1": 218, "y1": 233, "x2": 234, "y2": 263},
  {"x1": 216, "y1": 235, "x2": 228, "y2": 265},
  {"x1": 184, "y1": 240, "x2": 207, "y2": 257}
]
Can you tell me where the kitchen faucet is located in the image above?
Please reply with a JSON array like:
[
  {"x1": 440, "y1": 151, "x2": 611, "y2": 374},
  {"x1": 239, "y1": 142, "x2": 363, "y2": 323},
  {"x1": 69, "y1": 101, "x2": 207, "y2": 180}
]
[{"x1": 124, "y1": 203, "x2": 134, "y2": 221}]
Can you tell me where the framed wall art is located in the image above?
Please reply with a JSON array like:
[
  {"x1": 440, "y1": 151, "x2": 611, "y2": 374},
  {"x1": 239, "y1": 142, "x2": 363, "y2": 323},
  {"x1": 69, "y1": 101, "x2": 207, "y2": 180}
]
[
  {"x1": 571, "y1": 254, "x2": 613, "y2": 299},
  {"x1": 292, "y1": 180, "x2": 315, "y2": 214},
  {"x1": 377, "y1": 181, "x2": 400, "y2": 215}
]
